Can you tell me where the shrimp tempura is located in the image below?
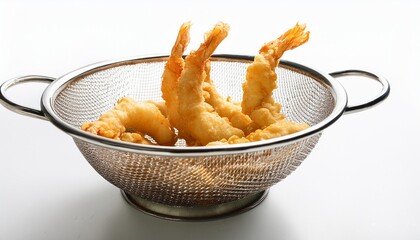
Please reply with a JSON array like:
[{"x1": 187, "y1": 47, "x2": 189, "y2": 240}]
[
  {"x1": 177, "y1": 22, "x2": 244, "y2": 146},
  {"x1": 161, "y1": 22, "x2": 192, "y2": 142},
  {"x1": 242, "y1": 23, "x2": 309, "y2": 128},
  {"x1": 81, "y1": 97, "x2": 176, "y2": 146},
  {"x1": 202, "y1": 61, "x2": 255, "y2": 135}
]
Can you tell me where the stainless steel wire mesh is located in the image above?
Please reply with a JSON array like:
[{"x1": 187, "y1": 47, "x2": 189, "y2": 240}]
[{"x1": 52, "y1": 56, "x2": 335, "y2": 206}]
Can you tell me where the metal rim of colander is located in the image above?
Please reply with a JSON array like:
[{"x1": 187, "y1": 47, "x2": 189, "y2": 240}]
[{"x1": 41, "y1": 54, "x2": 347, "y2": 156}]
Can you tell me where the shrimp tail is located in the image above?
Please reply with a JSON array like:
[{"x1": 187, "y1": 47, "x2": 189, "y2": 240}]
[
  {"x1": 260, "y1": 23, "x2": 309, "y2": 63},
  {"x1": 188, "y1": 22, "x2": 229, "y2": 65}
]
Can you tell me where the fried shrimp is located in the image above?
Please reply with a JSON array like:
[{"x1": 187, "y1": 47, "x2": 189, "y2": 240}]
[
  {"x1": 241, "y1": 23, "x2": 310, "y2": 128},
  {"x1": 161, "y1": 22, "x2": 191, "y2": 130},
  {"x1": 177, "y1": 22, "x2": 245, "y2": 146},
  {"x1": 145, "y1": 100, "x2": 167, "y2": 117},
  {"x1": 82, "y1": 22, "x2": 311, "y2": 147},
  {"x1": 202, "y1": 61, "x2": 255, "y2": 135},
  {"x1": 207, "y1": 119, "x2": 309, "y2": 145},
  {"x1": 120, "y1": 132, "x2": 153, "y2": 145},
  {"x1": 81, "y1": 97, "x2": 177, "y2": 146}
]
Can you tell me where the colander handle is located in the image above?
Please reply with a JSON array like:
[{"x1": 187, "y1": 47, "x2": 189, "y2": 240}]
[
  {"x1": 0, "y1": 75, "x2": 55, "y2": 121},
  {"x1": 329, "y1": 70, "x2": 390, "y2": 114}
]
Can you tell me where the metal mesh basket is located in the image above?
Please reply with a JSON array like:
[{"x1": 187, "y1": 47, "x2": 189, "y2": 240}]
[
  {"x1": 52, "y1": 56, "x2": 331, "y2": 205},
  {"x1": 0, "y1": 54, "x2": 389, "y2": 220}
]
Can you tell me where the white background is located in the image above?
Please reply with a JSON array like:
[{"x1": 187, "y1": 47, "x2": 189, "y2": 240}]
[{"x1": 1, "y1": 0, "x2": 419, "y2": 239}]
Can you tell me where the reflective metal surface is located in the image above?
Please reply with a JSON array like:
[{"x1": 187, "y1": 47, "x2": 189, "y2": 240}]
[{"x1": 121, "y1": 190, "x2": 269, "y2": 221}]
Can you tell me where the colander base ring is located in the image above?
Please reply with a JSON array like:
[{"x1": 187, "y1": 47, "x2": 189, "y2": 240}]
[{"x1": 121, "y1": 190, "x2": 269, "y2": 221}]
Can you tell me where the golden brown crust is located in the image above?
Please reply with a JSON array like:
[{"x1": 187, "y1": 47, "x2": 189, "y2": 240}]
[{"x1": 82, "y1": 22, "x2": 310, "y2": 147}]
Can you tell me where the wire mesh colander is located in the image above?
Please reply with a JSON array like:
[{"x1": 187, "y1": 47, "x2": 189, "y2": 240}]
[{"x1": 0, "y1": 55, "x2": 389, "y2": 220}]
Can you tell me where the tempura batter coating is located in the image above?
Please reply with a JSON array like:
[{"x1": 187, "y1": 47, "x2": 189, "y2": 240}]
[
  {"x1": 242, "y1": 23, "x2": 309, "y2": 128},
  {"x1": 177, "y1": 22, "x2": 244, "y2": 146},
  {"x1": 161, "y1": 22, "x2": 191, "y2": 130},
  {"x1": 145, "y1": 100, "x2": 167, "y2": 117},
  {"x1": 202, "y1": 61, "x2": 255, "y2": 135},
  {"x1": 207, "y1": 119, "x2": 309, "y2": 145},
  {"x1": 82, "y1": 22, "x2": 311, "y2": 147},
  {"x1": 81, "y1": 97, "x2": 176, "y2": 146},
  {"x1": 120, "y1": 132, "x2": 153, "y2": 145}
]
